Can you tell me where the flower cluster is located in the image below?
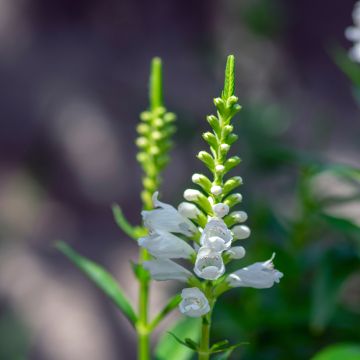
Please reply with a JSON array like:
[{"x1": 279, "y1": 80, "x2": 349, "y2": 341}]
[
  {"x1": 345, "y1": 1, "x2": 360, "y2": 63},
  {"x1": 139, "y1": 192, "x2": 283, "y2": 317},
  {"x1": 139, "y1": 55, "x2": 283, "y2": 319}
]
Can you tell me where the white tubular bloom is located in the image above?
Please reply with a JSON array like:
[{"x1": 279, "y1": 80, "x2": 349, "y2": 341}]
[
  {"x1": 225, "y1": 246, "x2": 246, "y2": 259},
  {"x1": 345, "y1": 1, "x2": 360, "y2": 63},
  {"x1": 184, "y1": 189, "x2": 202, "y2": 201},
  {"x1": 212, "y1": 203, "x2": 229, "y2": 218},
  {"x1": 194, "y1": 246, "x2": 225, "y2": 280},
  {"x1": 143, "y1": 259, "x2": 192, "y2": 282},
  {"x1": 139, "y1": 231, "x2": 195, "y2": 259},
  {"x1": 179, "y1": 287, "x2": 210, "y2": 317},
  {"x1": 142, "y1": 192, "x2": 197, "y2": 236},
  {"x1": 232, "y1": 225, "x2": 251, "y2": 240},
  {"x1": 227, "y1": 253, "x2": 283, "y2": 289},
  {"x1": 200, "y1": 218, "x2": 233, "y2": 252},
  {"x1": 178, "y1": 202, "x2": 201, "y2": 219},
  {"x1": 210, "y1": 185, "x2": 223, "y2": 195}
]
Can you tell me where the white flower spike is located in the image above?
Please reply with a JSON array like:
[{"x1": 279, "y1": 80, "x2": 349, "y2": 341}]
[
  {"x1": 138, "y1": 231, "x2": 195, "y2": 259},
  {"x1": 179, "y1": 287, "x2": 210, "y2": 317},
  {"x1": 194, "y1": 246, "x2": 225, "y2": 280},
  {"x1": 143, "y1": 259, "x2": 192, "y2": 282},
  {"x1": 142, "y1": 192, "x2": 197, "y2": 236},
  {"x1": 227, "y1": 253, "x2": 283, "y2": 289},
  {"x1": 200, "y1": 218, "x2": 233, "y2": 252},
  {"x1": 345, "y1": 1, "x2": 360, "y2": 63}
]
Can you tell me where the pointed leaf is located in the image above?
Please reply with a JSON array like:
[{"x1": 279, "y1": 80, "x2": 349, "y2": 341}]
[
  {"x1": 56, "y1": 242, "x2": 137, "y2": 326},
  {"x1": 155, "y1": 317, "x2": 201, "y2": 360},
  {"x1": 222, "y1": 55, "x2": 235, "y2": 100},
  {"x1": 112, "y1": 204, "x2": 138, "y2": 240}
]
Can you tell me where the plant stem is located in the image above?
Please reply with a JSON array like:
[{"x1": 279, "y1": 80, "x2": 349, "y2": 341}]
[
  {"x1": 137, "y1": 247, "x2": 151, "y2": 360},
  {"x1": 199, "y1": 310, "x2": 212, "y2": 360}
]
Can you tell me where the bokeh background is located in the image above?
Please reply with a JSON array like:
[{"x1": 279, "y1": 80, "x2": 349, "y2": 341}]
[{"x1": 1, "y1": 0, "x2": 360, "y2": 359}]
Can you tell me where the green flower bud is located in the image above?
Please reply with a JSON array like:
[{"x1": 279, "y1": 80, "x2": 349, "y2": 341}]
[
  {"x1": 223, "y1": 176, "x2": 243, "y2": 195},
  {"x1": 136, "y1": 152, "x2": 148, "y2": 163},
  {"x1": 223, "y1": 125, "x2": 233, "y2": 138},
  {"x1": 136, "y1": 123, "x2": 150, "y2": 134},
  {"x1": 225, "y1": 133, "x2": 238, "y2": 145},
  {"x1": 184, "y1": 189, "x2": 212, "y2": 213},
  {"x1": 202, "y1": 132, "x2": 218, "y2": 150},
  {"x1": 140, "y1": 111, "x2": 152, "y2": 121},
  {"x1": 136, "y1": 137, "x2": 148, "y2": 148},
  {"x1": 206, "y1": 115, "x2": 220, "y2": 135},
  {"x1": 226, "y1": 95, "x2": 239, "y2": 108},
  {"x1": 192, "y1": 173, "x2": 212, "y2": 192},
  {"x1": 224, "y1": 156, "x2": 241, "y2": 172},
  {"x1": 224, "y1": 193, "x2": 243, "y2": 207},
  {"x1": 197, "y1": 151, "x2": 215, "y2": 171},
  {"x1": 153, "y1": 117, "x2": 164, "y2": 127}
]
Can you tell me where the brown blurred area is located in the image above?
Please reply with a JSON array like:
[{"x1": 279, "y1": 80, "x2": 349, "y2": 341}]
[{"x1": 0, "y1": 0, "x2": 359, "y2": 359}]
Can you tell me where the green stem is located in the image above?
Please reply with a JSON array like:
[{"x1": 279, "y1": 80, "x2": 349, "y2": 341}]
[
  {"x1": 199, "y1": 310, "x2": 212, "y2": 360},
  {"x1": 137, "y1": 247, "x2": 151, "y2": 360}
]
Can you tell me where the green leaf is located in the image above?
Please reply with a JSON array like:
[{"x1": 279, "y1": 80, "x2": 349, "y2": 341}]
[
  {"x1": 155, "y1": 317, "x2": 201, "y2": 360},
  {"x1": 56, "y1": 241, "x2": 137, "y2": 326},
  {"x1": 213, "y1": 349, "x2": 234, "y2": 360},
  {"x1": 112, "y1": 204, "x2": 138, "y2": 240},
  {"x1": 150, "y1": 57, "x2": 163, "y2": 110},
  {"x1": 222, "y1": 55, "x2": 235, "y2": 100},
  {"x1": 210, "y1": 340, "x2": 230, "y2": 352},
  {"x1": 149, "y1": 294, "x2": 182, "y2": 330},
  {"x1": 310, "y1": 249, "x2": 358, "y2": 332},
  {"x1": 311, "y1": 343, "x2": 360, "y2": 360}
]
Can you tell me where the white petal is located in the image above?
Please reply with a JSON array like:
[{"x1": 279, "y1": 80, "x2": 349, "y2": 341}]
[
  {"x1": 142, "y1": 192, "x2": 197, "y2": 236},
  {"x1": 212, "y1": 203, "x2": 229, "y2": 218},
  {"x1": 139, "y1": 231, "x2": 195, "y2": 259},
  {"x1": 349, "y1": 43, "x2": 360, "y2": 63},
  {"x1": 143, "y1": 259, "x2": 192, "y2": 282},
  {"x1": 178, "y1": 202, "x2": 201, "y2": 219},
  {"x1": 194, "y1": 246, "x2": 225, "y2": 280},
  {"x1": 200, "y1": 218, "x2": 232, "y2": 252},
  {"x1": 345, "y1": 26, "x2": 360, "y2": 42},
  {"x1": 232, "y1": 225, "x2": 251, "y2": 240},
  {"x1": 226, "y1": 246, "x2": 246, "y2": 259},
  {"x1": 227, "y1": 254, "x2": 283, "y2": 289},
  {"x1": 179, "y1": 287, "x2": 210, "y2": 317}
]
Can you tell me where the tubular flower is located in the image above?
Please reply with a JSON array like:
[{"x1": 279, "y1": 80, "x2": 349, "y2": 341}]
[
  {"x1": 194, "y1": 246, "x2": 225, "y2": 280},
  {"x1": 345, "y1": 1, "x2": 360, "y2": 63},
  {"x1": 143, "y1": 259, "x2": 192, "y2": 282},
  {"x1": 179, "y1": 288, "x2": 210, "y2": 317},
  {"x1": 142, "y1": 192, "x2": 197, "y2": 236},
  {"x1": 138, "y1": 231, "x2": 195, "y2": 259},
  {"x1": 227, "y1": 253, "x2": 283, "y2": 289},
  {"x1": 200, "y1": 218, "x2": 233, "y2": 252}
]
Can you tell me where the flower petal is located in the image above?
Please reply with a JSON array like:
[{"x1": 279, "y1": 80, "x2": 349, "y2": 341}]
[
  {"x1": 179, "y1": 287, "x2": 210, "y2": 317},
  {"x1": 143, "y1": 259, "x2": 192, "y2": 282}
]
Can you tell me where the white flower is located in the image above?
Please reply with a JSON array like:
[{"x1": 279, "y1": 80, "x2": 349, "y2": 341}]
[
  {"x1": 210, "y1": 185, "x2": 223, "y2": 195},
  {"x1": 194, "y1": 246, "x2": 225, "y2": 280},
  {"x1": 178, "y1": 202, "x2": 201, "y2": 219},
  {"x1": 232, "y1": 225, "x2": 251, "y2": 240},
  {"x1": 345, "y1": 1, "x2": 360, "y2": 63},
  {"x1": 225, "y1": 246, "x2": 246, "y2": 259},
  {"x1": 179, "y1": 287, "x2": 210, "y2": 317},
  {"x1": 212, "y1": 203, "x2": 229, "y2": 218},
  {"x1": 143, "y1": 259, "x2": 192, "y2": 282},
  {"x1": 200, "y1": 218, "x2": 233, "y2": 252},
  {"x1": 139, "y1": 231, "x2": 195, "y2": 259},
  {"x1": 227, "y1": 253, "x2": 283, "y2": 289},
  {"x1": 142, "y1": 192, "x2": 197, "y2": 236}
]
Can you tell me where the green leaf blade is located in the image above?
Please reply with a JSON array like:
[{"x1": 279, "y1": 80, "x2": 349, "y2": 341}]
[
  {"x1": 222, "y1": 55, "x2": 235, "y2": 100},
  {"x1": 56, "y1": 241, "x2": 137, "y2": 326}
]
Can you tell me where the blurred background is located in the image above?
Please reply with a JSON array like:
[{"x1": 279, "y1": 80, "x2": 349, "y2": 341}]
[{"x1": 1, "y1": 0, "x2": 360, "y2": 359}]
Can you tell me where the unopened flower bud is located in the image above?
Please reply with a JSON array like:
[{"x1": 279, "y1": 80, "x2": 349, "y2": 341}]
[
  {"x1": 184, "y1": 189, "x2": 201, "y2": 201},
  {"x1": 178, "y1": 202, "x2": 201, "y2": 219},
  {"x1": 136, "y1": 137, "x2": 148, "y2": 147},
  {"x1": 137, "y1": 123, "x2": 150, "y2": 134},
  {"x1": 223, "y1": 176, "x2": 243, "y2": 195},
  {"x1": 212, "y1": 203, "x2": 229, "y2": 218},
  {"x1": 140, "y1": 111, "x2": 152, "y2": 121},
  {"x1": 220, "y1": 143, "x2": 230, "y2": 152},
  {"x1": 232, "y1": 211, "x2": 248, "y2": 223},
  {"x1": 197, "y1": 151, "x2": 215, "y2": 170},
  {"x1": 215, "y1": 164, "x2": 225, "y2": 173},
  {"x1": 192, "y1": 173, "x2": 212, "y2": 192},
  {"x1": 224, "y1": 156, "x2": 241, "y2": 172},
  {"x1": 211, "y1": 185, "x2": 223, "y2": 196},
  {"x1": 224, "y1": 193, "x2": 243, "y2": 207},
  {"x1": 226, "y1": 246, "x2": 246, "y2": 259},
  {"x1": 232, "y1": 225, "x2": 251, "y2": 240},
  {"x1": 152, "y1": 131, "x2": 162, "y2": 140}
]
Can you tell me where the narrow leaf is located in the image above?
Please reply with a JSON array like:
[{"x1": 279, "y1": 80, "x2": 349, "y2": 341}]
[
  {"x1": 150, "y1": 57, "x2": 163, "y2": 110},
  {"x1": 222, "y1": 55, "x2": 235, "y2": 100},
  {"x1": 56, "y1": 241, "x2": 137, "y2": 326},
  {"x1": 112, "y1": 204, "x2": 138, "y2": 240}
]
